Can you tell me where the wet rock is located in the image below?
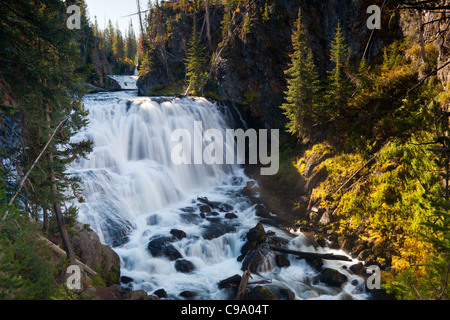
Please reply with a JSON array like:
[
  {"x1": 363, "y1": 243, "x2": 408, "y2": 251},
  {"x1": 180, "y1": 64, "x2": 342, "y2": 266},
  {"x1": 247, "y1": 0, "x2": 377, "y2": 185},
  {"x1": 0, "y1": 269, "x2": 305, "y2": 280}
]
[
  {"x1": 175, "y1": 259, "x2": 195, "y2": 273},
  {"x1": 255, "y1": 204, "x2": 271, "y2": 218},
  {"x1": 197, "y1": 196, "x2": 219, "y2": 209},
  {"x1": 279, "y1": 288, "x2": 296, "y2": 300},
  {"x1": 112, "y1": 236, "x2": 129, "y2": 248},
  {"x1": 147, "y1": 236, "x2": 182, "y2": 261},
  {"x1": 225, "y1": 213, "x2": 238, "y2": 219},
  {"x1": 202, "y1": 222, "x2": 236, "y2": 240},
  {"x1": 120, "y1": 276, "x2": 134, "y2": 284},
  {"x1": 349, "y1": 262, "x2": 365, "y2": 276},
  {"x1": 240, "y1": 223, "x2": 268, "y2": 262},
  {"x1": 275, "y1": 255, "x2": 290, "y2": 268},
  {"x1": 180, "y1": 206, "x2": 196, "y2": 213},
  {"x1": 319, "y1": 268, "x2": 348, "y2": 288},
  {"x1": 267, "y1": 235, "x2": 289, "y2": 247},
  {"x1": 199, "y1": 205, "x2": 212, "y2": 213},
  {"x1": 180, "y1": 213, "x2": 204, "y2": 224},
  {"x1": 180, "y1": 291, "x2": 197, "y2": 298},
  {"x1": 153, "y1": 289, "x2": 167, "y2": 298},
  {"x1": 206, "y1": 217, "x2": 221, "y2": 223},
  {"x1": 218, "y1": 203, "x2": 234, "y2": 212},
  {"x1": 218, "y1": 274, "x2": 242, "y2": 290},
  {"x1": 242, "y1": 181, "x2": 256, "y2": 196},
  {"x1": 170, "y1": 229, "x2": 187, "y2": 239},
  {"x1": 314, "y1": 235, "x2": 326, "y2": 247},
  {"x1": 305, "y1": 257, "x2": 324, "y2": 272},
  {"x1": 206, "y1": 211, "x2": 220, "y2": 217},
  {"x1": 245, "y1": 286, "x2": 279, "y2": 300},
  {"x1": 246, "y1": 223, "x2": 266, "y2": 244},
  {"x1": 241, "y1": 245, "x2": 275, "y2": 272}
]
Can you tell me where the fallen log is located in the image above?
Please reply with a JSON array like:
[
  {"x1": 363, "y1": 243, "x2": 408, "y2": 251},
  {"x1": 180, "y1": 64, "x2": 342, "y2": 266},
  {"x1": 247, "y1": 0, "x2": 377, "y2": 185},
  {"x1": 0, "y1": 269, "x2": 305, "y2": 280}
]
[
  {"x1": 248, "y1": 279, "x2": 272, "y2": 285},
  {"x1": 269, "y1": 245, "x2": 352, "y2": 262},
  {"x1": 38, "y1": 235, "x2": 98, "y2": 276},
  {"x1": 235, "y1": 270, "x2": 252, "y2": 300}
]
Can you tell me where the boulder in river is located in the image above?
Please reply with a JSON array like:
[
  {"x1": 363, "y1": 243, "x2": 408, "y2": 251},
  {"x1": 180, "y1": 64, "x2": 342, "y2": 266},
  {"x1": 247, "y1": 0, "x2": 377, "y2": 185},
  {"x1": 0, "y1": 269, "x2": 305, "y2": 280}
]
[
  {"x1": 153, "y1": 288, "x2": 167, "y2": 298},
  {"x1": 175, "y1": 259, "x2": 195, "y2": 273},
  {"x1": 170, "y1": 229, "x2": 187, "y2": 240},
  {"x1": 245, "y1": 286, "x2": 279, "y2": 300},
  {"x1": 180, "y1": 291, "x2": 197, "y2": 298},
  {"x1": 246, "y1": 223, "x2": 267, "y2": 245},
  {"x1": 319, "y1": 268, "x2": 348, "y2": 287},
  {"x1": 275, "y1": 254, "x2": 290, "y2": 268},
  {"x1": 241, "y1": 244, "x2": 275, "y2": 272},
  {"x1": 147, "y1": 236, "x2": 182, "y2": 261},
  {"x1": 225, "y1": 213, "x2": 238, "y2": 219},
  {"x1": 218, "y1": 274, "x2": 242, "y2": 290}
]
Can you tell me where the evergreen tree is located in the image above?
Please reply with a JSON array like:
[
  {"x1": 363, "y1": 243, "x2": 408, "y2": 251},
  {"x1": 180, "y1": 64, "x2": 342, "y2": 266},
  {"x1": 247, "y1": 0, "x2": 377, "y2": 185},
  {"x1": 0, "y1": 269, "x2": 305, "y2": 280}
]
[
  {"x1": 105, "y1": 19, "x2": 115, "y2": 52},
  {"x1": 325, "y1": 22, "x2": 351, "y2": 117},
  {"x1": 113, "y1": 22, "x2": 125, "y2": 59},
  {"x1": 0, "y1": 0, "x2": 92, "y2": 258},
  {"x1": 185, "y1": 16, "x2": 206, "y2": 96},
  {"x1": 280, "y1": 10, "x2": 321, "y2": 137},
  {"x1": 125, "y1": 20, "x2": 138, "y2": 62}
]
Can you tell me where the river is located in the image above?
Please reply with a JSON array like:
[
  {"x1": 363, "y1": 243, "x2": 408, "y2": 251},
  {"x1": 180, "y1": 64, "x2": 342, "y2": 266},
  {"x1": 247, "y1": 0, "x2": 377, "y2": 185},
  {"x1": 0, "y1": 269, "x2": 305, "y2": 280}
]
[{"x1": 68, "y1": 75, "x2": 370, "y2": 300}]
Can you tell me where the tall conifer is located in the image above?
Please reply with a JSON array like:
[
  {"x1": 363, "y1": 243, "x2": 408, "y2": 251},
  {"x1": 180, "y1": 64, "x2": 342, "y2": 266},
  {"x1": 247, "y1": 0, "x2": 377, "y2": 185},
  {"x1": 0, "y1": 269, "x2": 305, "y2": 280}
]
[
  {"x1": 280, "y1": 9, "x2": 320, "y2": 137},
  {"x1": 185, "y1": 16, "x2": 206, "y2": 96}
]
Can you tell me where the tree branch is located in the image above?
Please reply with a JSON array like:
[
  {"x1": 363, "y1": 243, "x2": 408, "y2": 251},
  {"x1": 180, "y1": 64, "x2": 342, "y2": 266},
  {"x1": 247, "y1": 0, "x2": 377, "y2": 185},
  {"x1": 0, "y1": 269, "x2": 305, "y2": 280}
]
[{"x1": 1, "y1": 118, "x2": 66, "y2": 221}]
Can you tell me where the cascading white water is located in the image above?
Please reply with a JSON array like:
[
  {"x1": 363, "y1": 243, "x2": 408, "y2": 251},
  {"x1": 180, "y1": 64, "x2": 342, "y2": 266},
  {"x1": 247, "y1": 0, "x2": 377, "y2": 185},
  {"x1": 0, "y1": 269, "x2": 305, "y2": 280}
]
[{"x1": 69, "y1": 76, "x2": 370, "y2": 300}]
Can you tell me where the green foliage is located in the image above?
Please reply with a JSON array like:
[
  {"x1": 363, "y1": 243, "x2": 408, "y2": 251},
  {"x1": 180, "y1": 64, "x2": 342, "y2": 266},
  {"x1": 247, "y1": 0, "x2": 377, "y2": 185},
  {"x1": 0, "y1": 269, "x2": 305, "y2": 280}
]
[
  {"x1": 185, "y1": 16, "x2": 207, "y2": 96},
  {"x1": 323, "y1": 22, "x2": 352, "y2": 119},
  {"x1": 138, "y1": 39, "x2": 159, "y2": 76},
  {"x1": 280, "y1": 10, "x2": 321, "y2": 138},
  {"x1": 244, "y1": 15, "x2": 252, "y2": 34},
  {"x1": 93, "y1": 18, "x2": 137, "y2": 73},
  {"x1": 0, "y1": 179, "x2": 67, "y2": 300},
  {"x1": 261, "y1": 1, "x2": 270, "y2": 22},
  {"x1": 385, "y1": 194, "x2": 450, "y2": 300},
  {"x1": 221, "y1": 0, "x2": 233, "y2": 38}
]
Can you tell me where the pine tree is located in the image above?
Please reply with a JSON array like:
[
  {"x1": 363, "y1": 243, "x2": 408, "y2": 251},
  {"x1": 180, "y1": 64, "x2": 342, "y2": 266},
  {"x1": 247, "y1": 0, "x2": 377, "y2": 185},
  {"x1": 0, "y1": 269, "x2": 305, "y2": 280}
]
[
  {"x1": 0, "y1": 0, "x2": 92, "y2": 259},
  {"x1": 280, "y1": 10, "x2": 321, "y2": 137},
  {"x1": 325, "y1": 21, "x2": 351, "y2": 117},
  {"x1": 125, "y1": 21, "x2": 138, "y2": 62},
  {"x1": 185, "y1": 16, "x2": 206, "y2": 96},
  {"x1": 105, "y1": 19, "x2": 115, "y2": 51},
  {"x1": 113, "y1": 22, "x2": 125, "y2": 59}
]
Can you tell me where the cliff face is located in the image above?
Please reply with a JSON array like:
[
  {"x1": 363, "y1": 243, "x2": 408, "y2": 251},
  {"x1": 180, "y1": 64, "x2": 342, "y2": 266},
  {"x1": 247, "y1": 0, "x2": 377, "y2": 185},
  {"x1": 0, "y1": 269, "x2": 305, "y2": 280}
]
[
  {"x1": 212, "y1": 0, "x2": 382, "y2": 128},
  {"x1": 399, "y1": 9, "x2": 450, "y2": 88},
  {"x1": 137, "y1": 0, "x2": 391, "y2": 126},
  {"x1": 137, "y1": 0, "x2": 449, "y2": 128}
]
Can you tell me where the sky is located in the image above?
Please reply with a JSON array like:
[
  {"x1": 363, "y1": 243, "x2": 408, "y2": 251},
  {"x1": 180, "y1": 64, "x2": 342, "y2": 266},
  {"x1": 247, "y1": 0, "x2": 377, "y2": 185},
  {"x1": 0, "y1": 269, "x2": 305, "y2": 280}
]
[{"x1": 84, "y1": 0, "x2": 148, "y2": 35}]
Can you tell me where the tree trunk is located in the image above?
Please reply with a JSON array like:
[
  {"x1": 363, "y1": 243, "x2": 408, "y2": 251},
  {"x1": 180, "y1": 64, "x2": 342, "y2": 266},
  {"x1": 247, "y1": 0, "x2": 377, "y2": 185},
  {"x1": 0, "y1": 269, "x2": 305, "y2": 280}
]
[
  {"x1": 418, "y1": 9, "x2": 427, "y2": 64},
  {"x1": 46, "y1": 106, "x2": 76, "y2": 261},
  {"x1": 235, "y1": 270, "x2": 251, "y2": 300},
  {"x1": 42, "y1": 208, "x2": 48, "y2": 232},
  {"x1": 205, "y1": 0, "x2": 212, "y2": 50},
  {"x1": 269, "y1": 245, "x2": 352, "y2": 261}
]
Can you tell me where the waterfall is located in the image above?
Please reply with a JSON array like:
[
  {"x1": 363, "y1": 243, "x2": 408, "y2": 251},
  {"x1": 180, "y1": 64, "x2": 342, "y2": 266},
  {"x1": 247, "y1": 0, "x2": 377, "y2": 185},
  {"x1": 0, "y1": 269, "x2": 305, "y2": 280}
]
[
  {"x1": 68, "y1": 76, "x2": 370, "y2": 300},
  {"x1": 70, "y1": 89, "x2": 236, "y2": 244}
]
